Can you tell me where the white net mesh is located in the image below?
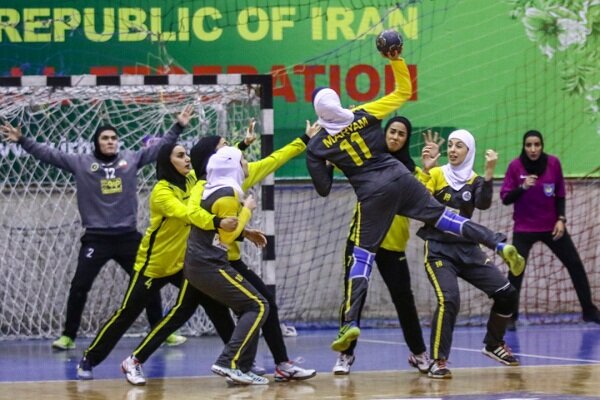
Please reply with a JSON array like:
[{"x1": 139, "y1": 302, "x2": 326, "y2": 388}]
[
  {"x1": 273, "y1": 178, "x2": 600, "y2": 328},
  {"x1": 0, "y1": 81, "x2": 263, "y2": 339}
]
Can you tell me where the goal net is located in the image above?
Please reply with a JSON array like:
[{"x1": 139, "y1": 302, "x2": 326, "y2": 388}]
[
  {"x1": 268, "y1": 0, "x2": 600, "y2": 328},
  {"x1": 0, "y1": 76, "x2": 269, "y2": 339}
]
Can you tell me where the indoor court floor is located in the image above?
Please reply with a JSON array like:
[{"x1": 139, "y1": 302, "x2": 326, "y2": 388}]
[{"x1": 1, "y1": 323, "x2": 600, "y2": 399}]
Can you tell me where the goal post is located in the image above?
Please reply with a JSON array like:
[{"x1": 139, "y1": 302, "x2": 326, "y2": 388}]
[{"x1": 0, "y1": 74, "x2": 274, "y2": 339}]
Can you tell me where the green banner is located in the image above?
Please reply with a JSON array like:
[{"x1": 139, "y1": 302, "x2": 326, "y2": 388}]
[{"x1": 1, "y1": 0, "x2": 598, "y2": 177}]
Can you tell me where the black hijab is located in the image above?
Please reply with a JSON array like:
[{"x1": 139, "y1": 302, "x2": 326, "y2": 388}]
[
  {"x1": 385, "y1": 116, "x2": 415, "y2": 173},
  {"x1": 93, "y1": 125, "x2": 119, "y2": 163},
  {"x1": 156, "y1": 143, "x2": 187, "y2": 192},
  {"x1": 519, "y1": 130, "x2": 548, "y2": 175},
  {"x1": 190, "y1": 135, "x2": 222, "y2": 180}
]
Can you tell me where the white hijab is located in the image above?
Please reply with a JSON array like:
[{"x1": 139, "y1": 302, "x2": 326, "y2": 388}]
[
  {"x1": 202, "y1": 146, "x2": 245, "y2": 200},
  {"x1": 441, "y1": 129, "x2": 476, "y2": 191},
  {"x1": 313, "y1": 88, "x2": 354, "y2": 135}
]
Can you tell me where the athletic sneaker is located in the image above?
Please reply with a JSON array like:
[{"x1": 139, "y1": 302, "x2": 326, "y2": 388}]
[
  {"x1": 428, "y1": 359, "x2": 452, "y2": 379},
  {"x1": 408, "y1": 352, "x2": 431, "y2": 374},
  {"x1": 52, "y1": 335, "x2": 75, "y2": 350},
  {"x1": 331, "y1": 321, "x2": 360, "y2": 352},
  {"x1": 332, "y1": 353, "x2": 355, "y2": 375},
  {"x1": 582, "y1": 309, "x2": 600, "y2": 324},
  {"x1": 497, "y1": 244, "x2": 525, "y2": 277},
  {"x1": 165, "y1": 333, "x2": 187, "y2": 347},
  {"x1": 211, "y1": 364, "x2": 253, "y2": 385},
  {"x1": 246, "y1": 371, "x2": 269, "y2": 385},
  {"x1": 250, "y1": 361, "x2": 266, "y2": 376},
  {"x1": 274, "y1": 360, "x2": 317, "y2": 382},
  {"x1": 482, "y1": 343, "x2": 520, "y2": 366},
  {"x1": 121, "y1": 356, "x2": 146, "y2": 386},
  {"x1": 76, "y1": 356, "x2": 93, "y2": 380}
]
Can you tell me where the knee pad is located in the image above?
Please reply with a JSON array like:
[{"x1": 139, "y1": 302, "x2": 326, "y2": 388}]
[
  {"x1": 348, "y1": 246, "x2": 375, "y2": 281},
  {"x1": 435, "y1": 208, "x2": 469, "y2": 236},
  {"x1": 491, "y1": 284, "x2": 518, "y2": 316}
]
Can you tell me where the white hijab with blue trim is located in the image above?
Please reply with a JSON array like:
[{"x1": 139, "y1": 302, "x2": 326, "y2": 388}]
[{"x1": 441, "y1": 129, "x2": 476, "y2": 191}]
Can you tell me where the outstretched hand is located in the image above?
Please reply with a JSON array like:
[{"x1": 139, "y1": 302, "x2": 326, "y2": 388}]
[
  {"x1": 176, "y1": 104, "x2": 195, "y2": 127},
  {"x1": 421, "y1": 130, "x2": 443, "y2": 172},
  {"x1": 0, "y1": 122, "x2": 22, "y2": 142},
  {"x1": 244, "y1": 118, "x2": 257, "y2": 146},
  {"x1": 243, "y1": 194, "x2": 257, "y2": 211},
  {"x1": 243, "y1": 228, "x2": 267, "y2": 248},
  {"x1": 484, "y1": 149, "x2": 498, "y2": 181},
  {"x1": 380, "y1": 47, "x2": 402, "y2": 60},
  {"x1": 305, "y1": 120, "x2": 321, "y2": 139}
]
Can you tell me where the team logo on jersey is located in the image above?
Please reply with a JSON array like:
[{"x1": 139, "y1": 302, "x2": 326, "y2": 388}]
[
  {"x1": 462, "y1": 191, "x2": 472, "y2": 201},
  {"x1": 543, "y1": 183, "x2": 555, "y2": 197},
  {"x1": 117, "y1": 159, "x2": 128, "y2": 169},
  {"x1": 90, "y1": 162, "x2": 99, "y2": 172}
]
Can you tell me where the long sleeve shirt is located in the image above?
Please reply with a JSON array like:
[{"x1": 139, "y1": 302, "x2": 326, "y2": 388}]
[
  {"x1": 417, "y1": 166, "x2": 493, "y2": 244},
  {"x1": 187, "y1": 135, "x2": 309, "y2": 261},
  {"x1": 18, "y1": 123, "x2": 183, "y2": 232},
  {"x1": 306, "y1": 58, "x2": 413, "y2": 201},
  {"x1": 500, "y1": 155, "x2": 566, "y2": 233},
  {"x1": 134, "y1": 174, "x2": 199, "y2": 278}
]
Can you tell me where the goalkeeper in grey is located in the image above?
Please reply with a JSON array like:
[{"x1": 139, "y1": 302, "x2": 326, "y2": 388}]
[{"x1": 0, "y1": 105, "x2": 193, "y2": 350}]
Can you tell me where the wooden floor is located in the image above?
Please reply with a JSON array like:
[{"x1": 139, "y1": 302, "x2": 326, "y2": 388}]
[
  {"x1": 2, "y1": 325, "x2": 600, "y2": 399},
  {"x1": 2, "y1": 365, "x2": 600, "y2": 399}
]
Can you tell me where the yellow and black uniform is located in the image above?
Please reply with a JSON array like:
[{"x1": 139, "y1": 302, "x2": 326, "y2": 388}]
[
  {"x1": 184, "y1": 146, "x2": 269, "y2": 373},
  {"x1": 418, "y1": 166, "x2": 517, "y2": 362},
  {"x1": 341, "y1": 166, "x2": 430, "y2": 357},
  {"x1": 82, "y1": 144, "x2": 233, "y2": 368},
  {"x1": 307, "y1": 58, "x2": 449, "y2": 328},
  {"x1": 131, "y1": 135, "x2": 310, "y2": 366}
]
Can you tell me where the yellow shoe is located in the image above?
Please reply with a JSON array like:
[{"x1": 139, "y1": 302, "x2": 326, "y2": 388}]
[
  {"x1": 52, "y1": 335, "x2": 75, "y2": 350},
  {"x1": 331, "y1": 323, "x2": 360, "y2": 352},
  {"x1": 498, "y1": 244, "x2": 525, "y2": 276},
  {"x1": 165, "y1": 333, "x2": 187, "y2": 347}
]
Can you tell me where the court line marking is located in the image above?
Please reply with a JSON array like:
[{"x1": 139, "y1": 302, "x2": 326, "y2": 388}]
[{"x1": 358, "y1": 338, "x2": 600, "y2": 364}]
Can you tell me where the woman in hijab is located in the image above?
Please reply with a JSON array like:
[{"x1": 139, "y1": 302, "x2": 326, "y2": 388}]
[
  {"x1": 500, "y1": 130, "x2": 600, "y2": 329},
  {"x1": 334, "y1": 116, "x2": 436, "y2": 375},
  {"x1": 124, "y1": 123, "x2": 319, "y2": 385},
  {"x1": 184, "y1": 145, "x2": 270, "y2": 386},
  {"x1": 77, "y1": 142, "x2": 237, "y2": 384},
  {"x1": 417, "y1": 130, "x2": 520, "y2": 379}
]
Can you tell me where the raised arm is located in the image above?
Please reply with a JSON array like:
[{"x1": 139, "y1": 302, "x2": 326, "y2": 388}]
[
  {"x1": 137, "y1": 105, "x2": 194, "y2": 167},
  {"x1": 357, "y1": 57, "x2": 412, "y2": 120},
  {"x1": 243, "y1": 120, "x2": 318, "y2": 189},
  {"x1": 1, "y1": 122, "x2": 78, "y2": 173}
]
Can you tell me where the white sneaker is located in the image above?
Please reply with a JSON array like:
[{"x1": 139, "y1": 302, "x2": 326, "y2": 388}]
[
  {"x1": 332, "y1": 353, "x2": 355, "y2": 375},
  {"x1": 121, "y1": 356, "x2": 146, "y2": 386},
  {"x1": 211, "y1": 364, "x2": 253, "y2": 385},
  {"x1": 280, "y1": 323, "x2": 298, "y2": 337},
  {"x1": 246, "y1": 371, "x2": 270, "y2": 385},
  {"x1": 274, "y1": 360, "x2": 317, "y2": 382},
  {"x1": 408, "y1": 351, "x2": 431, "y2": 373}
]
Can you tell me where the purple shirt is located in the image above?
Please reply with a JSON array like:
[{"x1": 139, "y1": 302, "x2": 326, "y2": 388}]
[{"x1": 500, "y1": 155, "x2": 565, "y2": 233}]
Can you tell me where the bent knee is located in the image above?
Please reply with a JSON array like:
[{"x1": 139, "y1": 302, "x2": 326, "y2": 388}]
[{"x1": 491, "y1": 284, "x2": 518, "y2": 315}]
